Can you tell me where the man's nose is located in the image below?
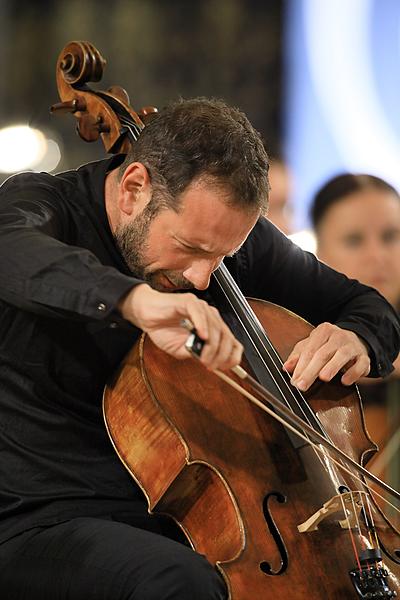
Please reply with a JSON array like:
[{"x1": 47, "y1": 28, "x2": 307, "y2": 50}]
[{"x1": 182, "y1": 258, "x2": 221, "y2": 290}]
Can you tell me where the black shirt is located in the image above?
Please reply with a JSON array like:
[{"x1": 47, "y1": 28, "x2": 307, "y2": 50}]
[{"x1": 0, "y1": 157, "x2": 398, "y2": 543}]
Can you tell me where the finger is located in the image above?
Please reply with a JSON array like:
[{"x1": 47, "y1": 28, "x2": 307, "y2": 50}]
[
  {"x1": 289, "y1": 324, "x2": 338, "y2": 389},
  {"x1": 283, "y1": 352, "x2": 300, "y2": 374},
  {"x1": 340, "y1": 355, "x2": 371, "y2": 385},
  {"x1": 316, "y1": 345, "x2": 357, "y2": 383},
  {"x1": 290, "y1": 344, "x2": 336, "y2": 391},
  {"x1": 214, "y1": 312, "x2": 244, "y2": 370},
  {"x1": 199, "y1": 324, "x2": 223, "y2": 367},
  {"x1": 285, "y1": 326, "x2": 330, "y2": 377},
  {"x1": 293, "y1": 339, "x2": 369, "y2": 391},
  {"x1": 214, "y1": 309, "x2": 244, "y2": 369},
  {"x1": 212, "y1": 331, "x2": 243, "y2": 371},
  {"x1": 198, "y1": 307, "x2": 241, "y2": 370},
  {"x1": 182, "y1": 295, "x2": 212, "y2": 341},
  {"x1": 317, "y1": 335, "x2": 371, "y2": 383},
  {"x1": 283, "y1": 336, "x2": 311, "y2": 374},
  {"x1": 228, "y1": 339, "x2": 244, "y2": 370},
  {"x1": 196, "y1": 306, "x2": 228, "y2": 367}
]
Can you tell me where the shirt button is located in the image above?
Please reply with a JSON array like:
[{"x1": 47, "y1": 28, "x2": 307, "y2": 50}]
[
  {"x1": 109, "y1": 322, "x2": 118, "y2": 329},
  {"x1": 97, "y1": 302, "x2": 107, "y2": 312}
]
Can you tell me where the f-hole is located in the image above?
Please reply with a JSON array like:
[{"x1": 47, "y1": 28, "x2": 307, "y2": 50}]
[{"x1": 259, "y1": 491, "x2": 289, "y2": 576}]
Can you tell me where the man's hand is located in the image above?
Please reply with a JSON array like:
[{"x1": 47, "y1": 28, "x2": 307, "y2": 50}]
[
  {"x1": 283, "y1": 322, "x2": 370, "y2": 391},
  {"x1": 118, "y1": 284, "x2": 243, "y2": 371}
]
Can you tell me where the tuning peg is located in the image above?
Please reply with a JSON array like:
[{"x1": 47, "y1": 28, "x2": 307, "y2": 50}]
[
  {"x1": 138, "y1": 106, "x2": 158, "y2": 124},
  {"x1": 107, "y1": 86, "x2": 130, "y2": 105},
  {"x1": 50, "y1": 98, "x2": 86, "y2": 115},
  {"x1": 76, "y1": 114, "x2": 110, "y2": 143}
]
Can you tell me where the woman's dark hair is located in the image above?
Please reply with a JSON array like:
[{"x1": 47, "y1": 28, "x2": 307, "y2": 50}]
[
  {"x1": 119, "y1": 97, "x2": 270, "y2": 213},
  {"x1": 310, "y1": 173, "x2": 399, "y2": 231}
]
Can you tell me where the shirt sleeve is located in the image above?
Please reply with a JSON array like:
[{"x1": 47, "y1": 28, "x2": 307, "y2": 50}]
[
  {"x1": 230, "y1": 217, "x2": 400, "y2": 378},
  {"x1": 0, "y1": 173, "x2": 143, "y2": 323}
]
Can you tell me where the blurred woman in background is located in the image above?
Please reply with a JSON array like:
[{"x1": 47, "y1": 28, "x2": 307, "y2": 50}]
[{"x1": 310, "y1": 173, "x2": 400, "y2": 514}]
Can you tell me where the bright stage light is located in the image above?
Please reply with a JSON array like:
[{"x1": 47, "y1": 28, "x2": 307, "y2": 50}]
[
  {"x1": 35, "y1": 139, "x2": 62, "y2": 173},
  {"x1": 0, "y1": 125, "x2": 61, "y2": 173}
]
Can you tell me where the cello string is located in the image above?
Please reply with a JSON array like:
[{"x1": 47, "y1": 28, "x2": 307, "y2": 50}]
[
  {"x1": 215, "y1": 262, "x2": 357, "y2": 433},
  {"x1": 118, "y1": 111, "x2": 329, "y2": 471},
  {"x1": 215, "y1": 363, "x2": 398, "y2": 569},
  {"x1": 93, "y1": 92, "x2": 143, "y2": 142},
  {"x1": 357, "y1": 496, "x2": 375, "y2": 573},
  {"x1": 339, "y1": 492, "x2": 364, "y2": 570},
  {"x1": 184, "y1": 299, "x2": 334, "y2": 484},
  {"x1": 213, "y1": 264, "x2": 383, "y2": 501},
  {"x1": 119, "y1": 115, "x2": 141, "y2": 141},
  {"x1": 205, "y1": 292, "x2": 386, "y2": 556},
  {"x1": 225, "y1": 304, "x2": 322, "y2": 426},
  {"x1": 348, "y1": 491, "x2": 368, "y2": 552},
  {"x1": 365, "y1": 494, "x2": 381, "y2": 556},
  {"x1": 213, "y1": 295, "x2": 332, "y2": 446},
  {"x1": 227, "y1": 364, "x2": 400, "y2": 560},
  {"x1": 359, "y1": 491, "x2": 382, "y2": 565},
  {"x1": 213, "y1": 367, "x2": 400, "y2": 513},
  {"x1": 360, "y1": 494, "x2": 378, "y2": 564},
  {"x1": 209, "y1": 278, "x2": 353, "y2": 495},
  {"x1": 340, "y1": 480, "x2": 382, "y2": 566},
  {"x1": 358, "y1": 490, "x2": 380, "y2": 562},
  {"x1": 211, "y1": 269, "x2": 399, "y2": 557},
  {"x1": 214, "y1": 266, "x2": 338, "y2": 441},
  {"x1": 232, "y1": 364, "x2": 400, "y2": 503}
]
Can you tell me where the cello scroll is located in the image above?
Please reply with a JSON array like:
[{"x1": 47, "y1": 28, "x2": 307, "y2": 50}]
[{"x1": 50, "y1": 40, "x2": 157, "y2": 154}]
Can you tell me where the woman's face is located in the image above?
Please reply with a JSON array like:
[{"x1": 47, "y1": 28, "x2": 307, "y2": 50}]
[{"x1": 316, "y1": 188, "x2": 400, "y2": 307}]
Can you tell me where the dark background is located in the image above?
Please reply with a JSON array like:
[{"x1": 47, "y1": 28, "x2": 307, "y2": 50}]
[{"x1": 0, "y1": 0, "x2": 284, "y2": 178}]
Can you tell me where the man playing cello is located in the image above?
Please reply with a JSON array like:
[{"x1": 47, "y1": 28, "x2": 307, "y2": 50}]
[{"x1": 0, "y1": 97, "x2": 398, "y2": 599}]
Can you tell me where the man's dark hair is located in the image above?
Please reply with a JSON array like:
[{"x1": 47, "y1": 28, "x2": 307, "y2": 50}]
[
  {"x1": 310, "y1": 173, "x2": 399, "y2": 231},
  {"x1": 119, "y1": 97, "x2": 269, "y2": 213}
]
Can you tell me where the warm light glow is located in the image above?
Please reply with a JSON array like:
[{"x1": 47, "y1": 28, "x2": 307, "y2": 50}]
[
  {"x1": 35, "y1": 139, "x2": 61, "y2": 173},
  {"x1": 0, "y1": 125, "x2": 61, "y2": 174}
]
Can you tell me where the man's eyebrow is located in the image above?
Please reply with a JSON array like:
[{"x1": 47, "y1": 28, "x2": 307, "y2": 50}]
[
  {"x1": 175, "y1": 236, "x2": 243, "y2": 257},
  {"x1": 175, "y1": 237, "x2": 215, "y2": 253}
]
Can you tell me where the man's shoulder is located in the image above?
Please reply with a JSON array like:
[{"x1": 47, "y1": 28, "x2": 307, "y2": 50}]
[
  {"x1": 1, "y1": 157, "x2": 114, "y2": 192},
  {"x1": 0, "y1": 158, "x2": 116, "y2": 210},
  {"x1": 0, "y1": 169, "x2": 65, "y2": 208},
  {"x1": 55, "y1": 157, "x2": 116, "y2": 188}
]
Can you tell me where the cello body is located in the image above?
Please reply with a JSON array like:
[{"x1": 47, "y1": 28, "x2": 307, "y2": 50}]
[{"x1": 104, "y1": 298, "x2": 400, "y2": 599}]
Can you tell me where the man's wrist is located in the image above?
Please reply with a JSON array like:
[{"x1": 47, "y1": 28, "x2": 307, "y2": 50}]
[{"x1": 118, "y1": 283, "x2": 152, "y2": 325}]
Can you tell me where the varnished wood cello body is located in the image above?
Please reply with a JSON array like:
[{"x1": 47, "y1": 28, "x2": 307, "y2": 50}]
[
  {"x1": 52, "y1": 41, "x2": 400, "y2": 599},
  {"x1": 103, "y1": 297, "x2": 400, "y2": 599}
]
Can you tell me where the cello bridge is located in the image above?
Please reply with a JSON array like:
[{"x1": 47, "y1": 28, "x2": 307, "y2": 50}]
[{"x1": 297, "y1": 491, "x2": 367, "y2": 533}]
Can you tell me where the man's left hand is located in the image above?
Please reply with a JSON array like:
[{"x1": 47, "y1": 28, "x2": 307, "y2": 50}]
[{"x1": 283, "y1": 323, "x2": 370, "y2": 391}]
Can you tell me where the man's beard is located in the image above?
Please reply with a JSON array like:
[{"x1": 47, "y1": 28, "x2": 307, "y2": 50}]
[{"x1": 113, "y1": 203, "x2": 194, "y2": 292}]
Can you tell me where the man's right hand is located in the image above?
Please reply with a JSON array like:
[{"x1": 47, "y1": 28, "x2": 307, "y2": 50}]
[{"x1": 118, "y1": 283, "x2": 243, "y2": 371}]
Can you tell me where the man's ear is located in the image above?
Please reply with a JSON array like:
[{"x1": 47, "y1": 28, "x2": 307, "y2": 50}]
[{"x1": 119, "y1": 162, "x2": 151, "y2": 216}]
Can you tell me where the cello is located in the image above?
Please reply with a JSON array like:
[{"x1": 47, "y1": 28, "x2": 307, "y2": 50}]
[{"x1": 51, "y1": 41, "x2": 400, "y2": 599}]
